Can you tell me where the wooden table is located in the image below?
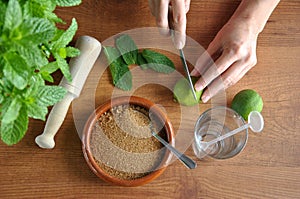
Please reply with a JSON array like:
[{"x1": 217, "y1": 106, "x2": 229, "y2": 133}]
[{"x1": 1, "y1": 0, "x2": 299, "y2": 198}]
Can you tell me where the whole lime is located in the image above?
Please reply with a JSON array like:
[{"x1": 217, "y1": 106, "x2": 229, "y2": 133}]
[
  {"x1": 173, "y1": 76, "x2": 203, "y2": 106},
  {"x1": 231, "y1": 89, "x2": 263, "y2": 120}
]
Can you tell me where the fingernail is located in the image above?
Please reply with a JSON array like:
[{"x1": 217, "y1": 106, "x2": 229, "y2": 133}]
[
  {"x1": 190, "y1": 69, "x2": 197, "y2": 76},
  {"x1": 195, "y1": 82, "x2": 203, "y2": 91},
  {"x1": 158, "y1": 27, "x2": 170, "y2": 36},
  {"x1": 176, "y1": 40, "x2": 184, "y2": 50},
  {"x1": 174, "y1": 32, "x2": 185, "y2": 49},
  {"x1": 202, "y1": 95, "x2": 210, "y2": 103}
]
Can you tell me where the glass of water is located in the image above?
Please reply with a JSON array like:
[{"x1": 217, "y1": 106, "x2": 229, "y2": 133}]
[{"x1": 193, "y1": 106, "x2": 248, "y2": 159}]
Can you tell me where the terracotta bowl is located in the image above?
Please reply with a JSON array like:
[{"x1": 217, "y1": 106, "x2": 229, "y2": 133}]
[{"x1": 82, "y1": 96, "x2": 174, "y2": 186}]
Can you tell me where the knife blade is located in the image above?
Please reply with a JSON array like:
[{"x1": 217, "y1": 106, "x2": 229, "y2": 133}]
[{"x1": 179, "y1": 48, "x2": 198, "y2": 100}]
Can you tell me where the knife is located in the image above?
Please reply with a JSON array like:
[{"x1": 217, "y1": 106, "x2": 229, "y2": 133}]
[
  {"x1": 167, "y1": 12, "x2": 197, "y2": 100},
  {"x1": 179, "y1": 48, "x2": 198, "y2": 100}
]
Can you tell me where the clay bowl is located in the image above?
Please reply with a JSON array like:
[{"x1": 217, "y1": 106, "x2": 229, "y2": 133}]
[{"x1": 82, "y1": 96, "x2": 174, "y2": 186}]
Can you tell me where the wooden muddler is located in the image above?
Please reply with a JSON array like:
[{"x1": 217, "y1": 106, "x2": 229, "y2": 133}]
[{"x1": 35, "y1": 36, "x2": 101, "y2": 149}]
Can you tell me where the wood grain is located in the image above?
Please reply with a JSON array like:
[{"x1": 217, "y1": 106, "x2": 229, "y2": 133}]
[{"x1": 1, "y1": 0, "x2": 299, "y2": 198}]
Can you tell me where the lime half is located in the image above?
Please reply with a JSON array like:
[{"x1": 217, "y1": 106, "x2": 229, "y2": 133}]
[{"x1": 173, "y1": 77, "x2": 203, "y2": 106}]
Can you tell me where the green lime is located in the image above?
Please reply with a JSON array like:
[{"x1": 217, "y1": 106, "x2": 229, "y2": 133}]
[
  {"x1": 231, "y1": 89, "x2": 263, "y2": 120},
  {"x1": 173, "y1": 77, "x2": 203, "y2": 106}
]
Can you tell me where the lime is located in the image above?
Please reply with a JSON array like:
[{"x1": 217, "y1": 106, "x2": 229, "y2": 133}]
[
  {"x1": 173, "y1": 77, "x2": 203, "y2": 106},
  {"x1": 231, "y1": 89, "x2": 263, "y2": 120}
]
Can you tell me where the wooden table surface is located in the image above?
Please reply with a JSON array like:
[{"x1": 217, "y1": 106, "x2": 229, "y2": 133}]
[{"x1": 1, "y1": 0, "x2": 299, "y2": 198}]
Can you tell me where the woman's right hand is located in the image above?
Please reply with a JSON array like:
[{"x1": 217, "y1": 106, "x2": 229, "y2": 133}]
[{"x1": 148, "y1": 0, "x2": 191, "y2": 49}]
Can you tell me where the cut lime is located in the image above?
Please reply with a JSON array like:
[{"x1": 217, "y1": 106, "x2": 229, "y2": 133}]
[{"x1": 173, "y1": 77, "x2": 203, "y2": 106}]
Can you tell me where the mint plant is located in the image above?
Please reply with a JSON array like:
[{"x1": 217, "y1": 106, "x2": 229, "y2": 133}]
[{"x1": 0, "y1": 0, "x2": 82, "y2": 145}]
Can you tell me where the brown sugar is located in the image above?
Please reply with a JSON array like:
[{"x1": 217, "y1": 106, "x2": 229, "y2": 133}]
[{"x1": 90, "y1": 104, "x2": 168, "y2": 180}]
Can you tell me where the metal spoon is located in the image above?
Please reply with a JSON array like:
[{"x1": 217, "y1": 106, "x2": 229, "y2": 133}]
[{"x1": 149, "y1": 112, "x2": 197, "y2": 169}]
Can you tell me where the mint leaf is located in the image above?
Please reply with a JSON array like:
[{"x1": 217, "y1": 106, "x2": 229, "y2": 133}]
[
  {"x1": 58, "y1": 47, "x2": 67, "y2": 58},
  {"x1": 58, "y1": 47, "x2": 80, "y2": 58},
  {"x1": 3, "y1": 52, "x2": 31, "y2": 90},
  {"x1": 0, "y1": 107, "x2": 28, "y2": 145},
  {"x1": 116, "y1": 34, "x2": 138, "y2": 65},
  {"x1": 103, "y1": 46, "x2": 132, "y2": 91},
  {"x1": 26, "y1": 85, "x2": 66, "y2": 120},
  {"x1": 1, "y1": 97, "x2": 22, "y2": 124},
  {"x1": 18, "y1": 17, "x2": 56, "y2": 45},
  {"x1": 57, "y1": 56, "x2": 72, "y2": 82},
  {"x1": 40, "y1": 61, "x2": 59, "y2": 73},
  {"x1": 103, "y1": 46, "x2": 123, "y2": 64},
  {"x1": 56, "y1": 0, "x2": 82, "y2": 7},
  {"x1": 46, "y1": 12, "x2": 65, "y2": 24},
  {"x1": 23, "y1": 74, "x2": 45, "y2": 99},
  {"x1": 36, "y1": 85, "x2": 67, "y2": 106},
  {"x1": 27, "y1": 103, "x2": 48, "y2": 120},
  {"x1": 137, "y1": 52, "x2": 148, "y2": 70},
  {"x1": 114, "y1": 69, "x2": 132, "y2": 91},
  {"x1": 51, "y1": 29, "x2": 64, "y2": 42},
  {"x1": 40, "y1": 72, "x2": 54, "y2": 82},
  {"x1": 23, "y1": 0, "x2": 63, "y2": 23},
  {"x1": 14, "y1": 43, "x2": 48, "y2": 68},
  {"x1": 51, "y1": 18, "x2": 78, "y2": 50},
  {"x1": 23, "y1": 0, "x2": 49, "y2": 19},
  {"x1": 142, "y1": 49, "x2": 175, "y2": 73},
  {"x1": 39, "y1": 62, "x2": 58, "y2": 82},
  {"x1": 65, "y1": 46, "x2": 80, "y2": 57},
  {"x1": 4, "y1": 0, "x2": 22, "y2": 31}
]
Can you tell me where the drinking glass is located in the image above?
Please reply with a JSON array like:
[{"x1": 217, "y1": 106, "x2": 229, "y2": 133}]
[{"x1": 192, "y1": 106, "x2": 248, "y2": 159}]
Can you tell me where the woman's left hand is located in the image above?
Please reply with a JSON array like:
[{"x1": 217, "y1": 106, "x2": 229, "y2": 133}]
[{"x1": 191, "y1": 18, "x2": 259, "y2": 103}]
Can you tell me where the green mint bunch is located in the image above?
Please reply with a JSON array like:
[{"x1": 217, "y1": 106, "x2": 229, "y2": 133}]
[
  {"x1": 103, "y1": 34, "x2": 175, "y2": 91},
  {"x1": 0, "y1": 0, "x2": 81, "y2": 145}
]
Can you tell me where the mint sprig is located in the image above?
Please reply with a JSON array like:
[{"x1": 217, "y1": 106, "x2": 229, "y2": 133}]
[
  {"x1": 0, "y1": 0, "x2": 81, "y2": 145},
  {"x1": 104, "y1": 34, "x2": 175, "y2": 91}
]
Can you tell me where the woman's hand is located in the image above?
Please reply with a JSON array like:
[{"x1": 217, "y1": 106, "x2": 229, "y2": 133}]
[
  {"x1": 191, "y1": 0, "x2": 280, "y2": 103},
  {"x1": 191, "y1": 18, "x2": 259, "y2": 103},
  {"x1": 148, "y1": 0, "x2": 191, "y2": 49}
]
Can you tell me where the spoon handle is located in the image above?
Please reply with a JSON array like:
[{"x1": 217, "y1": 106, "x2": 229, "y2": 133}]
[
  {"x1": 152, "y1": 133, "x2": 197, "y2": 169},
  {"x1": 207, "y1": 123, "x2": 250, "y2": 146}
]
